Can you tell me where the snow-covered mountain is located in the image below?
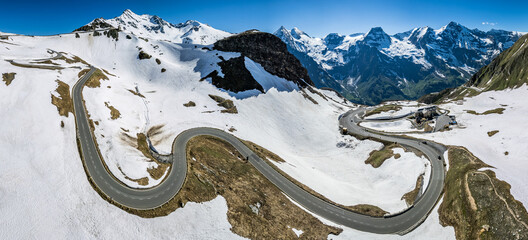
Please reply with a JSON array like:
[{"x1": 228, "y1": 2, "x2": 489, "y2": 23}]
[
  {"x1": 75, "y1": 9, "x2": 232, "y2": 45},
  {"x1": 275, "y1": 23, "x2": 525, "y2": 105}
]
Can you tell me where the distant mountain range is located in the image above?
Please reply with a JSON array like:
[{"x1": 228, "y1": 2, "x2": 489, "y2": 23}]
[
  {"x1": 419, "y1": 31, "x2": 528, "y2": 103},
  {"x1": 75, "y1": 10, "x2": 525, "y2": 105},
  {"x1": 75, "y1": 9, "x2": 232, "y2": 45},
  {"x1": 275, "y1": 23, "x2": 525, "y2": 105}
]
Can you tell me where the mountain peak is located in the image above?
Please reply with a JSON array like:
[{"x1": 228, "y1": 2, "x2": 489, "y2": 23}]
[
  {"x1": 75, "y1": 10, "x2": 231, "y2": 44},
  {"x1": 291, "y1": 27, "x2": 308, "y2": 39},
  {"x1": 363, "y1": 27, "x2": 391, "y2": 48},
  {"x1": 119, "y1": 9, "x2": 141, "y2": 19}
]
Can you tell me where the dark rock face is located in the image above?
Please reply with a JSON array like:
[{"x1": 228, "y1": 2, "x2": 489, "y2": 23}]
[
  {"x1": 207, "y1": 56, "x2": 264, "y2": 93},
  {"x1": 138, "y1": 51, "x2": 152, "y2": 60},
  {"x1": 74, "y1": 18, "x2": 113, "y2": 32},
  {"x1": 213, "y1": 31, "x2": 313, "y2": 87}
]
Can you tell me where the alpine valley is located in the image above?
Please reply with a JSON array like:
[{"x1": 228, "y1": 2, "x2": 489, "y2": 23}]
[{"x1": 275, "y1": 23, "x2": 524, "y2": 105}]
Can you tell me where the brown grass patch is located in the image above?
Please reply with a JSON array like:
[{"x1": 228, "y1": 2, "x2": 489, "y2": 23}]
[
  {"x1": 183, "y1": 101, "x2": 196, "y2": 107},
  {"x1": 78, "y1": 69, "x2": 90, "y2": 78},
  {"x1": 104, "y1": 102, "x2": 121, "y2": 120},
  {"x1": 8, "y1": 60, "x2": 64, "y2": 70},
  {"x1": 301, "y1": 89, "x2": 319, "y2": 104},
  {"x1": 136, "y1": 132, "x2": 170, "y2": 180},
  {"x1": 401, "y1": 175, "x2": 424, "y2": 206},
  {"x1": 487, "y1": 130, "x2": 499, "y2": 137},
  {"x1": 2, "y1": 72, "x2": 16, "y2": 86},
  {"x1": 365, "y1": 104, "x2": 402, "y2": 117},
  {"x1": 102, "y1": 69, "x2": 116, "y2": 77},
  {"x1": 465, "y1": 108, "x2": 505, "y2": 115},
  {"x1": 209, "y1": 94, "x2": 238, "y2": 114},
  {"x1": 439, "y1": 147, "x2": 528, "y2": 240},
  {"x1": 51, "y1": 80, "x2": 73, "y2": 117},
  {"x1": 85, "y1": 69, "x2": 109, "y2": 88},
  {"x1": 365, "y1": 143, "x2": 401, "y2": 168},
  {"x1": 59, "y1": 54, "x2": 89, "y2": 65},
  {"x1": 127, "y1": 89, "x2": 145, "y2": 98}
]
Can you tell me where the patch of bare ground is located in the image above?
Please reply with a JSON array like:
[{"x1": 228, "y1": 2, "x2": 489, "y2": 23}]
[
  {"x1": 365, "y1": 104, "x2": 402, "y2": 117},
  {"x1": 465, "y1": 108, "x2": 505, "y2": 115},
  {"x1": 209, "y1": 94, "x2": 238, "y2": 113},
  {"x1": 127, "y1": 89, "x2": 145, "y2": 98},
  {"x1": 307, "y1": 86, "x2": 328, "y2": 101},
  {"x1": 102, "y1": 69, "x2": 116, "y2": 77},
  {"x1": 241, "y1": 139, "x2": 388, "y2": 217},
  {"x1": 51, "y1": 80, "x2": 73, "y2": 117},
  {"x1": 7, "y1": 60, "x2": 64, "y2": 70},
  {"x1": 401, "y1": 174, "x2": 424, "y2": 206},
  {"x1": 30, "y1": 59, "x2": 59, "y2": 65},
  {"x1": 301, "y1": 89, "x2": 319, "y2": 104},
  {"x1": 58, "y1": 54, "x2": 89, "y2": 65},
  {"x1": 78, "y1": 69, "x2": 90, "y2": 78},
  {"x1": 85, "y1": 69, "x2": 109, "y2": 88},
  {"x1": 135, "y1": 132, "x2": 170, "y2": 180},
  {"x1": 487, "y1": 130, "x2": 499, "y2": 137},
  {"x1": 2, "y1": 72, "x2": 16, "y2": 86},
  {"x1": 183, "y1": 101, "x2": 196, "y2": 107},
  {"x1": 104, "y1": 102, "x2": 121, "y2": 120},
  {"x1": 365, "y1": 143, "x2": 402, "y2": 168},
  {"x1": 439, "y1": 147, "x2": 528, "y2": 240}
]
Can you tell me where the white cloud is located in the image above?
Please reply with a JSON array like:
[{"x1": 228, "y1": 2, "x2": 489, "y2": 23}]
[{"x1": 482, "y1": 22, "x2": 497, "y2": 26}]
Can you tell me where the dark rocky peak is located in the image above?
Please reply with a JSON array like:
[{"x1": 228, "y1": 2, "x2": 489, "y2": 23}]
[{"x1": 213, "y1": 31, "x2": 313, "y2": 87}]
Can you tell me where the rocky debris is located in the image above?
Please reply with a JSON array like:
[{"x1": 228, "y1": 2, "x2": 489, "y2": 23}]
[
  {"x1": 183, "y1": 101, "x2": 196, "y2": 107},
  {"x1": 138, "y1": 51, "x2": 152, "y2": 60},
  {"x1": 2, "y1": 72, "x2": 16, "y2": 86},
  {"x1": 74, "y1": 18, "x2": 113, "y2": 32},
  {"x1": 209, "y1": 94, "x2": 238, "y2": 114},
  {"x1": 206, "y1": 56, "x2": 264, "y2": 93}
]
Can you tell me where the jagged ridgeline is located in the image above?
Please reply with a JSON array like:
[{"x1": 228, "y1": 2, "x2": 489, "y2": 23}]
[
  {"x1": 275, "y1": 23, "x2": 524, "y2": 105},
  {"x1": 419, "y1": 33, "x2": 528, "y2": 103}
]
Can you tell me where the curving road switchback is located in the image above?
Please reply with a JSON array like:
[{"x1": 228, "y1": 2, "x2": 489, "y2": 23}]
[{"x1": 73, "y1": 67, "x2": 446, "y2": 235}]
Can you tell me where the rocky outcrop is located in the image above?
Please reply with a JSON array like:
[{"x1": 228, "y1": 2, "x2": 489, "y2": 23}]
[
  {"x1": 74, "y1": 18, "x2": 113, "y2": 32},
  {"x1": 213, "y1": 31, "x2": 313, "y2": 87},
  {"x1": 207, "y1": 56, "x2": 264, "y2": 93}
]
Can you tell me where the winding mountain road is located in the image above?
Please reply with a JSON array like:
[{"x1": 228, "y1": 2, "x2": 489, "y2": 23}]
[{"x1": 74, "y1": 67, "x2": 446, "y2": 235}]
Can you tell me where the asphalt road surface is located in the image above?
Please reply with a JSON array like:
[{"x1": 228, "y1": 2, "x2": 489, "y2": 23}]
[{"x1": 73, "y1": 69, "x2": 446, "y2": 235}]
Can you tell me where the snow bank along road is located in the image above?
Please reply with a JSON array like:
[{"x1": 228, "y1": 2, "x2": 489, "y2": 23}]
[{"x1": 74, "y1": 68, "x2": 446, "y2": 235}]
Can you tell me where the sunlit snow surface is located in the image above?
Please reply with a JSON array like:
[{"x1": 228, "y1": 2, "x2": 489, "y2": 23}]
[{"x1": 0, "y1": 32, "x2": 453, "y2": 239}]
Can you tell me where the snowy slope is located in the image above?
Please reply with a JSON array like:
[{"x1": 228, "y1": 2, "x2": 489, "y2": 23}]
[
  {"x1": 411, "y1": 85, "x2": 528, "y2": 207},
  {"x1": 78, "y1": 9, "x2": 232, "y2": 45},
  {"x1": 0, "y1": 29, "x2": 453, "y2": 238},
  {"x1": 0, "y1": 37, "x2": 245, "y2": 239}
]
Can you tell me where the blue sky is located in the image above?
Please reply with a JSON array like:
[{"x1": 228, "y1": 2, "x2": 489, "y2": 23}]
[{"x1": 1, "y1": 0, "x2": 527, "y2": 37}]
